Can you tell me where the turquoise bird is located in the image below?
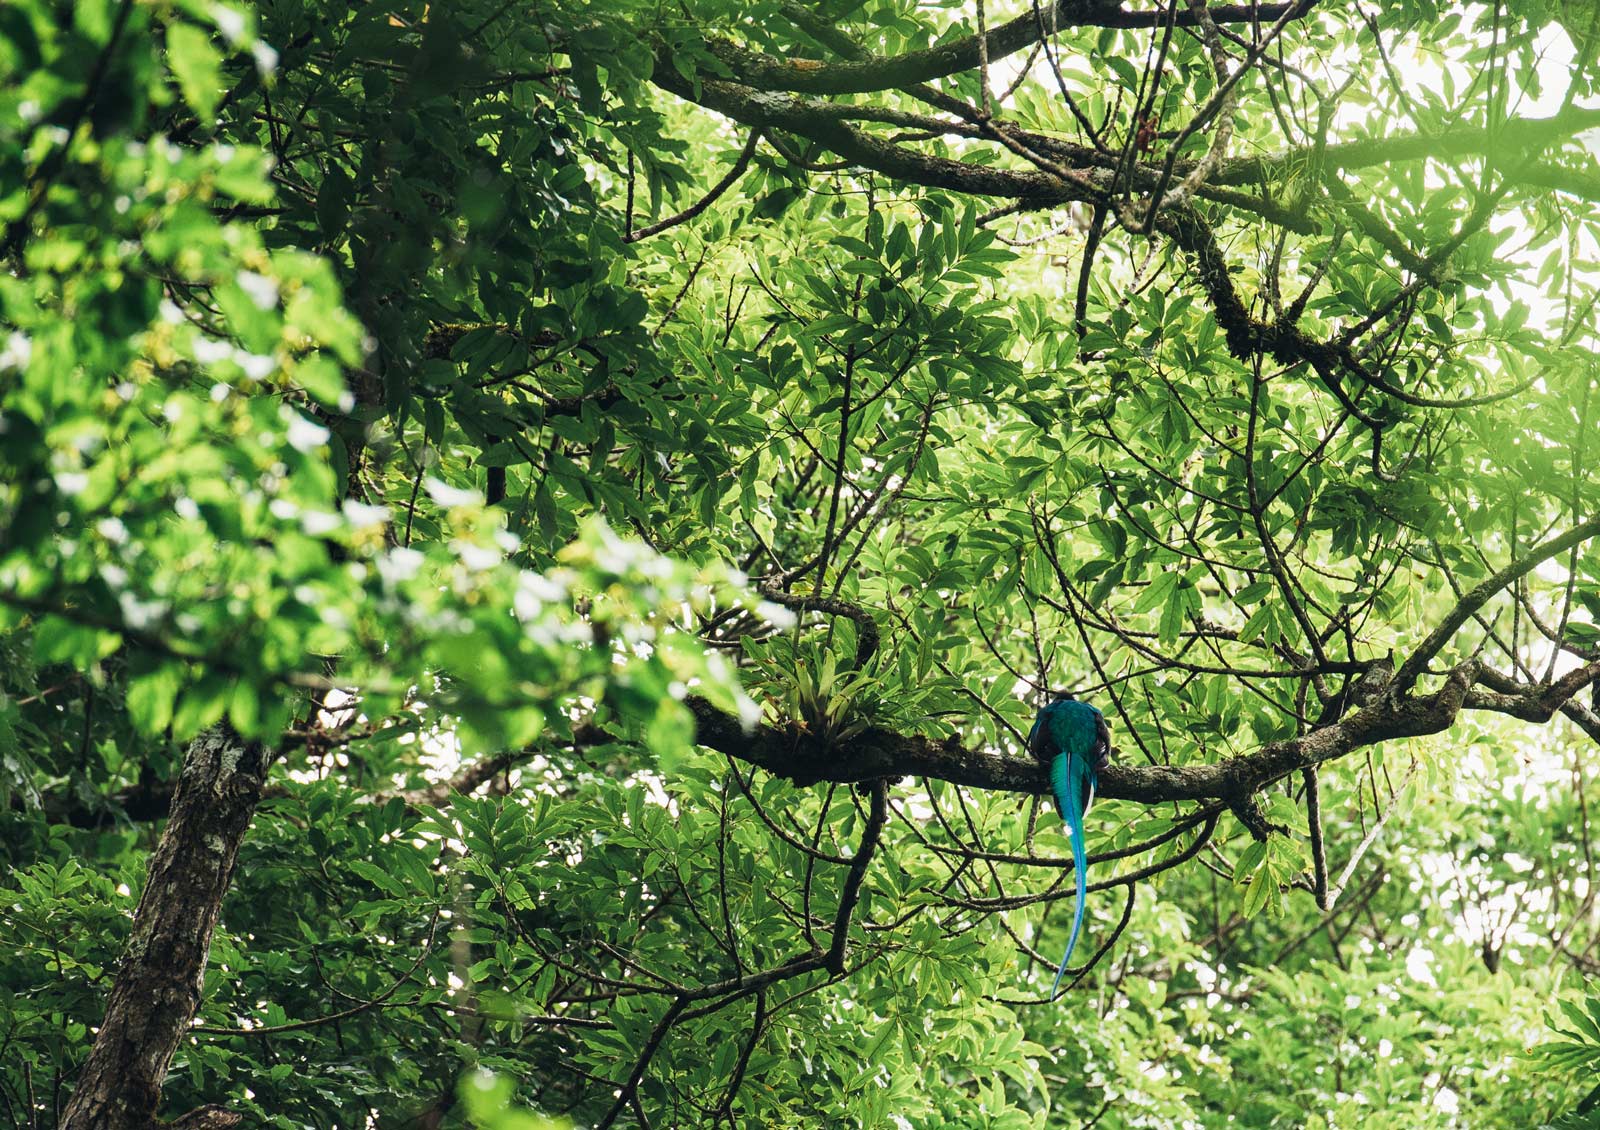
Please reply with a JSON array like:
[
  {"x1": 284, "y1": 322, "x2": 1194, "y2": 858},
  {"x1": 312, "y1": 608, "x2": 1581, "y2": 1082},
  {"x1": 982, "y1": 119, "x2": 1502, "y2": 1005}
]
[{"x1": 1028, "y1": 694, "x2": 1110, "y2": 997}]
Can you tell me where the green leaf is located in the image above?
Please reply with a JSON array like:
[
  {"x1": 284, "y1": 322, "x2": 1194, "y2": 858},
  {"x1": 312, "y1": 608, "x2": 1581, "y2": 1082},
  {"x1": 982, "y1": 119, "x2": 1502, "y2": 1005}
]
[
  {"x1": 347, "y1": 860, "x2": 409, "y2": 899},
  {"x1": 1133, "y1": 571, "x2": 1179, "y2": 615},
  {"x1": 167, "y1": 23, "x2": 224, "y2": 120},
  {"x1": 316, "y1": 165, "x2": 353, "y2": 239}
]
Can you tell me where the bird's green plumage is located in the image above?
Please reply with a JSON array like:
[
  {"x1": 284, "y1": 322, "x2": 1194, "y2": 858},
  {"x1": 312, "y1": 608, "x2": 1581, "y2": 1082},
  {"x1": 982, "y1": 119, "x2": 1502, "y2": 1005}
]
[{"x1": 1028, "y1": 697, "x2": 1108, "y2": 998}]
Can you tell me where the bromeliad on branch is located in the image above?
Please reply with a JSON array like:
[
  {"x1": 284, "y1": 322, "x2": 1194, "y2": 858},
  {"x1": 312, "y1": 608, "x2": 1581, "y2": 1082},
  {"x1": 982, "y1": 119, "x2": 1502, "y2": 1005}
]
[{"x1": 1028, "y1": 695, "x2": 1111, "y2": 997}]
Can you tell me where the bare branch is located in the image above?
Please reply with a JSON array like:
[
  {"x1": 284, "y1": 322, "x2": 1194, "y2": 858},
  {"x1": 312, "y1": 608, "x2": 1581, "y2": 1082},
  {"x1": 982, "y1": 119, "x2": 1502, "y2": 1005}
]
[
  {"x1": 1395, "y1": 514, "x2": 1600, "y2": 693},
  {"x1": 625, "y1": 130, "x2": 762, "y2": 243}
]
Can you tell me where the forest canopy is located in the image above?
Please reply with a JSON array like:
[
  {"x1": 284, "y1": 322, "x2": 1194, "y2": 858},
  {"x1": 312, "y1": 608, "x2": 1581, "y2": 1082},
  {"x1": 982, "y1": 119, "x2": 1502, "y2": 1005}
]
[{"x1": 4, "y1": 0, "x2": 1600, "y2": 1126}]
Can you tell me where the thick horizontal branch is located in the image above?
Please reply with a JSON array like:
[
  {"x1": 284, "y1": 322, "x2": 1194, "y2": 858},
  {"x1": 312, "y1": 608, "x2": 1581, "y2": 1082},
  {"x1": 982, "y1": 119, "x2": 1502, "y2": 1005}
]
[
  {"x1": 702, "y1": 2, "x2": 1314, "y2": 96},
  {"x1": 648, "y1": 67, "x2": 1073, "y2": 203},
  {"x1": 685, "y1": 661, "x2": 1490, "y2": 805},
  {"x1": 658, "y1": 20, "x2": 1600, "y2": 200},
  {"x1": 1511, "y1": 160, "x2": 1600, "y2": 202},
  {"x1": 1468, "y1": 664, "x2": 1600, "y2": 744},
  {"x1": 648, "y1": 63, "x2": 1600, "y2": 269},
  {"x1": 54, "y1": 657, "x2": 1594, "y2": 833}
]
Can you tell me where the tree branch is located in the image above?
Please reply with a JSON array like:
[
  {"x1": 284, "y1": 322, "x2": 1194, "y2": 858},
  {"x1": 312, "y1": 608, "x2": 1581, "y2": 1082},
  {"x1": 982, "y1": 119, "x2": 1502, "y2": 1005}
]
[
  {"x1": 697, "y1": 2, "x2": 1316, "y2": 96},
  {"x1": 684, "y1": 659, "x2": 1489, "y2": 806},
  {"x1": 1394, "y1": 514, "x2": 1600, "y2": 692},
  {"x1": 756, "y1": 584, "x2": 881, "y2": 667},
  {"x1": 625, "y1": 130, "x2": 762, "y2": 243},
  {"x1": 1211, "y1": 104, "x2": 1600, "y2": 187}
]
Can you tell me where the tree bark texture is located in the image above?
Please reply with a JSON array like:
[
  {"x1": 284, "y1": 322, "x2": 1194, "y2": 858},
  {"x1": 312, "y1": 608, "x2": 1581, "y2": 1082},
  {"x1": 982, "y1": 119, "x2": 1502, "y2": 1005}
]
[{"x1": 59, "y1": 727, "x2": 271, "y2": 1130}]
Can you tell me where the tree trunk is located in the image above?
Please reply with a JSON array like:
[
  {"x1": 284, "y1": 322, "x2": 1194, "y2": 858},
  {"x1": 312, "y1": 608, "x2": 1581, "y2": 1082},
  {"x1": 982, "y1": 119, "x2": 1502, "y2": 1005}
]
[{"x1": 59, "y1": 727, "x2": 272, "y2": 1130}]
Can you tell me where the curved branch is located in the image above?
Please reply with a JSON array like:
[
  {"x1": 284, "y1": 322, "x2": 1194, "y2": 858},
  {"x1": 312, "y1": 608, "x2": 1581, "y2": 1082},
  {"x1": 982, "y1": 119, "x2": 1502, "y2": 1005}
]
[
  {"x1": 625, "y1": 130, "x2": 762, "y2": 243},
  {"x1": 1467, "y1": 664, "x2": 1600, "y2": 744},
  {"x1": 826, "y1": 779, "x2": 888, "y2": 972},
  {"x1": 1395, "y1": 514, "x2": 1600, "y2": 692},
  {"x1": 193, "y1": 911, "x2": 442, "y2": 1037},
  {"x1": 756, "y1": 584, "x2": 881, "y2": 666}
]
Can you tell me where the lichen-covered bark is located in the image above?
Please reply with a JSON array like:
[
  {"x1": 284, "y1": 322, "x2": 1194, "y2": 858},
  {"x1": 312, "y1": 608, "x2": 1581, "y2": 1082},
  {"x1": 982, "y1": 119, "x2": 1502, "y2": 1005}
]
[
  {"x1": 60, "y1": 727, "x2": 271, "y2": 1130},
  {"x1": 683, "y1": 655, "x2": 1589, "y2": 806}
]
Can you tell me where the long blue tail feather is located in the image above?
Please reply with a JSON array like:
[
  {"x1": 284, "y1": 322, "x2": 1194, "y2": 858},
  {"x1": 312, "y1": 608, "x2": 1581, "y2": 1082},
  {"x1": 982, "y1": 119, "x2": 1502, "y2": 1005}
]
[{"x1": 1048, "y1": 750, "x2": 1089, "y2": 998}]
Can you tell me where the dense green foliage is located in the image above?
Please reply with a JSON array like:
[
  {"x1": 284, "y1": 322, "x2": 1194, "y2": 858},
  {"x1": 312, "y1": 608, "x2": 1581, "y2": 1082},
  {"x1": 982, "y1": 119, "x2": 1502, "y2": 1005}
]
[{"x1": 3, "y1": 0, "x2": 1600, "y2": 1127}]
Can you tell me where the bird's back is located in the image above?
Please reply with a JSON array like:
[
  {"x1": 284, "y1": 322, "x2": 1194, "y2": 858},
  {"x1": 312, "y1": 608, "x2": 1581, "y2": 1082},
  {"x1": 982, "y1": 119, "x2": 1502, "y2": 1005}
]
[{"x1": 1039, "y1": 699, "x2": 1101, "y2": 760}]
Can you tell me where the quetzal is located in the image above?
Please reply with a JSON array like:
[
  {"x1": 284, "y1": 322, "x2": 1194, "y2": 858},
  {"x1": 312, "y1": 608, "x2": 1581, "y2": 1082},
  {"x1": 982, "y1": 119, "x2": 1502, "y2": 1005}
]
[{"x1": 1028, "y1": 694, "x2": 1111, "y2": 997}]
